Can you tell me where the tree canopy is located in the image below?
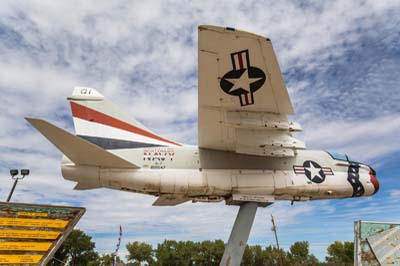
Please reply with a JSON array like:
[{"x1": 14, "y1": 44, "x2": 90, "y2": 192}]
[
  {"x1": 49, "y1": 229, "x2": 98, "y2": 266},
  {"x1": 49, "y1": 229, "x2": 355, "y2": 266},
  {"x1": 324, "y1": 241, "x2": 354, "y2": 266},
  {"x1": 126, "y1": 241, "x2": 154, "y2": 266}
]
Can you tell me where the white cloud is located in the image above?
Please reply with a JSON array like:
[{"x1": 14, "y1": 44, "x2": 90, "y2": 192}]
[{"x1": 299, "y1": 115, "x2": 400, "y2": 162}]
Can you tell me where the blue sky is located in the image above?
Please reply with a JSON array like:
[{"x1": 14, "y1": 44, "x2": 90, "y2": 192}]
[{"x1": 0, "y1": 0, "x2": 399, "y2": 260}]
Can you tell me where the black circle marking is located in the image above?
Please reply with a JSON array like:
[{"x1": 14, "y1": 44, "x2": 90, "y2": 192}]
[
  {"x1": 303, "y1": 160, "x2": 326, "y2": 183},
  {"x1": 220, "y1": 67, "x2": 266, "y2": 96}
]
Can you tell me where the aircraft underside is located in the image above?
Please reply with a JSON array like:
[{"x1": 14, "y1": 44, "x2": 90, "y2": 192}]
[{"x1": 61, "y1": 147, "x2": 378, "y2": 207}]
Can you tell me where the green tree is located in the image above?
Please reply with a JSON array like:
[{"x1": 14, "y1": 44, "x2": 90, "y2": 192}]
[
  {"x1": 49, "y1": 229, "x2": 99, "y2": 266},
  {"x1": 241, "y1": 245, "x2": 265, "y2": 266},
  {"x1": 98, "y1": 253, "x2": 124, "y2": 266},
  {"x1": 325, "y1": 241, "x2": 353, "y2": 266},
  {"x1": 192, "y1": 240, "x2": 224, "y2": 266},
  {"x1": 154, "y1": 240, "x2": 179, "y2": 266},
  {"x1": 262, "y1": 245, "x2": 288, "y2": 266},
  {"x1": 154, "y1": 240, "x2": 198, "y2": 266},
  {"x1": 126, "y1": 241, "x2": 154, "y2": 266},
  {"x1": 287, "y1": 241, "x2": 320, "y2": 266}
]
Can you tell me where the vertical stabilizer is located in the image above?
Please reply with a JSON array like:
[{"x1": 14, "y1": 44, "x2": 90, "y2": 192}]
[{"x1": 68, "y1": 87, "x2": 181, "y2": 149}]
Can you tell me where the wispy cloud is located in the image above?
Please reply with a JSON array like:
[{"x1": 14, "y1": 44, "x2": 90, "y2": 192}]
[
  {"x1": 389, "y1": 189, "x2": 400, "y2": 199},
  {"x1": 299, "y1": 115, "x2": 400, "y2": 162}
]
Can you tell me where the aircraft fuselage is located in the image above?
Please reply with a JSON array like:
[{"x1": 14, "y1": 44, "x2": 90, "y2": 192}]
[{"x1": 61, "y1": 146, "x2": 379, "y2": 205}]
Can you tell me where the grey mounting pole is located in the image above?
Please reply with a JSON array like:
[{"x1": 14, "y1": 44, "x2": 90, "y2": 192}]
[
  {"x1": 6, "y1": 179, "x2": 19, "y2": 202},
  {"x1": 219, "y1": 202, "x2": 258, "y2": 266}
]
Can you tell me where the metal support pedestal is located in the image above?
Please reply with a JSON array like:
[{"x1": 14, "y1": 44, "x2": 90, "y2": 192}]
[{"x1": 219, "y1": 202, "x2": 258, "y2": 266}]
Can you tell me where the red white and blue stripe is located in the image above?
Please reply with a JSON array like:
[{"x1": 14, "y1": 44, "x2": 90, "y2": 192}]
[{"x1": 70, "y1": 101, "x2": 181, "y2": 149}]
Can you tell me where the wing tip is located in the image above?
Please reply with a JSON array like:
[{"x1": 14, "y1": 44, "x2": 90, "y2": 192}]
[
  {"x1": 25, "y1": 117, "x2": 45, "y2": 126},
  {"x1": 25, "y1": 117, "x2": 36, "y2": 123},
  {"x1": 198, "y1": 24, "x2": 271, "y2": 41}
]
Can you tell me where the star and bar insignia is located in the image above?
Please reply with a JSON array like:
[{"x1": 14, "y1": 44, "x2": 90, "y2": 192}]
[
  {"x1": 293, "y1": 160, "x2": 334, "y2": 183},
  {"x1": 220, "y1": 49, "x2": 266, "y2": 106}
]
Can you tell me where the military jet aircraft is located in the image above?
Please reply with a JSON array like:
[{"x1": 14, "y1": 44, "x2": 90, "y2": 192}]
[{"x1": 27, "y1": 25, "x2": 379, "y2": 266}]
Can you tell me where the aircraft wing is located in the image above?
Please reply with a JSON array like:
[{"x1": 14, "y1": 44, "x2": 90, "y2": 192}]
[
  {"x1": 152, "y1": 195, "x2": 190, "y2": 206},
  {"x1": 198, "y1": 25, "x2": 305, "y2": 157}
]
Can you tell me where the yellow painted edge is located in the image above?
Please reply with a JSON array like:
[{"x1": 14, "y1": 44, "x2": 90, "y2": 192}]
[
  {"x1": 0, "y1": 241, "x2": 52, "y2": 251},
  {"x1": 0, "y1": 229, "x2": 60, "y2": 240},
  {"x1": 0, "y1": 254, "x2": 43, "y2": 264},
  {"x1": 0, "y1": 218, "x2": 68, "y2": 228}
]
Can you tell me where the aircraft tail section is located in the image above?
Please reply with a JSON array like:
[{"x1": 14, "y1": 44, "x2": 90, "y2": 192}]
[
  {"x1": 68, "y1": 87, "x2": 181, "y2": 150},
  {"x1": 26, "y1": 118, "x2": 138, "y2": 169}
]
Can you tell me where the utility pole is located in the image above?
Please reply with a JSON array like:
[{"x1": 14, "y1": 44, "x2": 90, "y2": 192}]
[{"x1": 271, "y1": 214, "x2": 284, "y2": 266}]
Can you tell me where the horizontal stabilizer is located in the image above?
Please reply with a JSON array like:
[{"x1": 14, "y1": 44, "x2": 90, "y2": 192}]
[
  {"x1": 152, "y1": 195, "x2": 190, "y2": 206},
  {"x1": 26, "y1": 118, "x2": 138, "y2": 169}
]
